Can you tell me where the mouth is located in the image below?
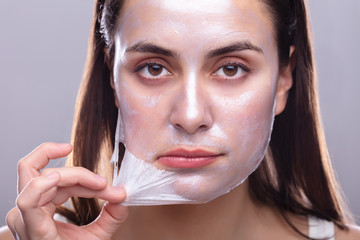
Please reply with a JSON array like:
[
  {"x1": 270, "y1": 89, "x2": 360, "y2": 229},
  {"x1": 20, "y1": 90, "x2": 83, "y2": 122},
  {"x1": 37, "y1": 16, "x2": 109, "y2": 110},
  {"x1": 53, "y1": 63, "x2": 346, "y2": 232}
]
[{"x1": 156, "y1": 148, "x2": 223, "y2": 169}]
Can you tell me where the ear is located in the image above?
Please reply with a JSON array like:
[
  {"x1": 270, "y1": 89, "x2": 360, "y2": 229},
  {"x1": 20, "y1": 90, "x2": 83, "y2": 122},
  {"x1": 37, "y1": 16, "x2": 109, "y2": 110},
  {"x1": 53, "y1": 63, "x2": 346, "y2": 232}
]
[
  {"x1": 104, "y1": 48, "x2": 119, "y2": 109},
  {"x1": 275, "y1": 46, "x2": 295, "y2": 115}
]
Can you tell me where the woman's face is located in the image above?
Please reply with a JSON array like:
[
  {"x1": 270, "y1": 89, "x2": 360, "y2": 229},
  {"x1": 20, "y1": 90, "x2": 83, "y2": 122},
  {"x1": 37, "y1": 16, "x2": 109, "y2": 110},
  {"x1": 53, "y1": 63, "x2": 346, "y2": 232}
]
[{"x1": 112, "y1": 0, "x2": 291, "y2": 201}]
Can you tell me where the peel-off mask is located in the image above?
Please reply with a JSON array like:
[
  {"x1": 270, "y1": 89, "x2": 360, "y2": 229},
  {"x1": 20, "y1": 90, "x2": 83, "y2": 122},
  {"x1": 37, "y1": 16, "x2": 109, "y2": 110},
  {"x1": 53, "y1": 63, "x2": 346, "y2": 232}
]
[{"x1": 110, "y1": 0, "x2": 281, "y2": 206}]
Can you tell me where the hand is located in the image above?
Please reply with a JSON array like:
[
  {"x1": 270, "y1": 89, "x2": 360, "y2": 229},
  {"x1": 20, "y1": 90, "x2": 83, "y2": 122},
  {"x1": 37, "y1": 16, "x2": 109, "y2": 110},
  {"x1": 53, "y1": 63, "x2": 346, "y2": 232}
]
[{"x1": 6, "y1": 142, "x2": 128, "y2": 240}]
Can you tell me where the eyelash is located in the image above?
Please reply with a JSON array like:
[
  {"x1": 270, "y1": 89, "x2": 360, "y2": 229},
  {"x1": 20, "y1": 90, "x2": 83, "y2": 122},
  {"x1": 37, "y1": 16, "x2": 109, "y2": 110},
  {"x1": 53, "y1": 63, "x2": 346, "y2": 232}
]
[
  {"x1": 133, "y1": 61, "x2": 250, "y2": 81},
  {"x1": 212, "y1": 62, "x2": 250, "y2": 80},
  {"x1": 134, "y1": 62, "x2": 172, "y2": 81}
]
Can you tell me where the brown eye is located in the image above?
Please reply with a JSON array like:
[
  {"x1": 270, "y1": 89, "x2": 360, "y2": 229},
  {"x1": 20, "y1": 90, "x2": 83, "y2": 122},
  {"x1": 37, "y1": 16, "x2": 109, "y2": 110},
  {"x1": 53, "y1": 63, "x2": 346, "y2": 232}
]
[
  {"x1": 223, "y1": 65, "x2": 238, "y2": 76},
  {"x1": 137, "y1": 63, "x2": 171, "y2": 79},
  {"x1": 213, "y1": 63, "x2": 248, "y2": 79},
  {"x1": 148, "y1": 64, "x2": 163, "y2": 76}
]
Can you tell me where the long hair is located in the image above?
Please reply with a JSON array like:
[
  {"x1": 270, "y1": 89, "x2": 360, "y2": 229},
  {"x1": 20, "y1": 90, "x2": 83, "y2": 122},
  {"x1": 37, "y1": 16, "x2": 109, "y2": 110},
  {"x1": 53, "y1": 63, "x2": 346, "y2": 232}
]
[
  {"x1": 57, "y1": 0, "x2": 353, "y2": 236},
  {"x1": 249, "y1": 0, "x2": 353, "y2": 237}
]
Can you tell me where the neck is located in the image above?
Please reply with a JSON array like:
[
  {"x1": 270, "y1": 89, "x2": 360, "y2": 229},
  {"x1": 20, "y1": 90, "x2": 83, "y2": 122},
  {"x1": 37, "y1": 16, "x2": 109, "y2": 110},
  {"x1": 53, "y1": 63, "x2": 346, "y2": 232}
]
[{"x1": 115, "y1": 180, "x2": 297, "y2": 240}]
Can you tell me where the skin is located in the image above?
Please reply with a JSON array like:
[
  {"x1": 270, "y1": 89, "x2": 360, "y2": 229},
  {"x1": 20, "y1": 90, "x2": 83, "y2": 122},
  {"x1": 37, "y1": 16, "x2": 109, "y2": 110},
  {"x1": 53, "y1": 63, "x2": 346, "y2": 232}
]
[
  {"x1": 4, "y1": 143, "x2": 129, "y2": 240},
  {"x1": 112, "y1": 0, "x2": 285, "y2": 203},
  {"x1": 2, "y1": 0, "x2": 360, "y2": 239}
]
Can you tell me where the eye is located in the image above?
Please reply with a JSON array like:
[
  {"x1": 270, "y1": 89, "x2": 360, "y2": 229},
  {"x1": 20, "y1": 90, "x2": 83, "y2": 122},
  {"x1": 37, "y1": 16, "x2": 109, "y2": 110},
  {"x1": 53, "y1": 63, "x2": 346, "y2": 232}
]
[
  {"x1": 213, "y1": 63, "x2": 249, "y2": 78},
  {"x1": 137, "y1": 63, "x2": 171, "y2": 79}
]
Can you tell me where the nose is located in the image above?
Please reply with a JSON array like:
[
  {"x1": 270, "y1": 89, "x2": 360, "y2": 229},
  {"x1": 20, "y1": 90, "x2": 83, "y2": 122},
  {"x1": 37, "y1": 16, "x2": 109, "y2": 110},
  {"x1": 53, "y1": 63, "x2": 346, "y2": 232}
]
[{"x1": 169, "y1": 73, "x2": 213, "y2": 134}]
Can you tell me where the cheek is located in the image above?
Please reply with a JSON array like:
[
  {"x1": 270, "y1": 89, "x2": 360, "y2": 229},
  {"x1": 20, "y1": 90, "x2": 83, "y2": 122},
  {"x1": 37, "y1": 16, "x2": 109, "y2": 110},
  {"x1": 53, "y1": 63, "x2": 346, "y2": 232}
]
[
  {"x1": 218, "y1": 90, "x2": 275, "y2": 165},
  {"x1": 117, "y1": 84, "x2": 167, "y2": 157}
]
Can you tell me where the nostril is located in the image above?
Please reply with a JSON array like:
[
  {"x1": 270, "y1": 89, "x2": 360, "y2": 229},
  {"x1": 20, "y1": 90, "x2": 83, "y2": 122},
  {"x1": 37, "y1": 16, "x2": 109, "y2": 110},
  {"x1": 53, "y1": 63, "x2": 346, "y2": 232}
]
[
  {"x1": 199, "y1": 124, "x2": 209, "y2": 130},
  {"x1": 174, "y1": 123, "x2": 182, "y2": 130},
  {"x1": 169, "y1": 98, "x2": 213, "y2": 134},
  {"x1": 174, "y1": 122, "x2": 209, "y2": 134}
]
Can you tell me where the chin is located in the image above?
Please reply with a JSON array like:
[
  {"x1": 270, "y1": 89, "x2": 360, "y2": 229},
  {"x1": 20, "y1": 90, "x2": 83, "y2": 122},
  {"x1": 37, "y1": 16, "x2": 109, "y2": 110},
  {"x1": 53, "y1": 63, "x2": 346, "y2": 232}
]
[{"x1": 171, "y1": 171, "x2": 249, "y2": 204}]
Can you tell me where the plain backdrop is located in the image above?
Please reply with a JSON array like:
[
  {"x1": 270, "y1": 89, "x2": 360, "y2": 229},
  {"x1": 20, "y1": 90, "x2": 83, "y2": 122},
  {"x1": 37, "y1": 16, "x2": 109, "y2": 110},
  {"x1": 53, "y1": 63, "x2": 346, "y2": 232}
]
[{"x1": 0, "y1": 1, "x2": 359, "y2": 226}]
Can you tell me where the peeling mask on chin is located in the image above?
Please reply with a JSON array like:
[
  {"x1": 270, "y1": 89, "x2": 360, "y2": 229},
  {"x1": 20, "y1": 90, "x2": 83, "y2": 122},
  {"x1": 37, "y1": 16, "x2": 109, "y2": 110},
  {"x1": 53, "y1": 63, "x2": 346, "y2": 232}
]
[
  {"x1": 111, "y1": 98, "x2": 277, "y2": 206},
  {"x1": 109, "y1": 0, "x2": 280, "y2": 206}
]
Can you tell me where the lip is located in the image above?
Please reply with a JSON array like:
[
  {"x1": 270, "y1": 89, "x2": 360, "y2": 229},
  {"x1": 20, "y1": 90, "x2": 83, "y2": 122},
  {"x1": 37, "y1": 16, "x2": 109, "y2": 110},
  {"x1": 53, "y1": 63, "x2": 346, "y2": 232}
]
[{"x1": 156, "y1": 148, "x2": 222, "y2": 169}]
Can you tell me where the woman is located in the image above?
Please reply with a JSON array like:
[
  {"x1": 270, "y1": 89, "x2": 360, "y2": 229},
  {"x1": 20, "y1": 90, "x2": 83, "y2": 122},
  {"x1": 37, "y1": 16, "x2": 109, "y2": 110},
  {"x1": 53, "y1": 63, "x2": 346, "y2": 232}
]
[{"x1": 2, "y1": 0, "x2": 360, "y2": 239}]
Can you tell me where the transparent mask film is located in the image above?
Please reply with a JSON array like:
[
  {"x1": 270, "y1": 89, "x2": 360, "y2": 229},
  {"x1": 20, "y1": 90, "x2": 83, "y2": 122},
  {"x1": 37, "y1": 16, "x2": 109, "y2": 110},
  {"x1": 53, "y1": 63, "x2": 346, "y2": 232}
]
[{"x1": 109, "y1": 4, "x2": 277, "y2": 205}]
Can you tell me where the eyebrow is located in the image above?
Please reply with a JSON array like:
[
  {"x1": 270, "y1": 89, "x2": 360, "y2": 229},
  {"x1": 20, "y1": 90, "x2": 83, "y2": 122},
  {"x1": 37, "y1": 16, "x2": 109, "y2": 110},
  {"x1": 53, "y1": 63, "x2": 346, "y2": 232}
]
[
  {"x1": 125, "y1": 40, "x2": 263, "y2": 58},
  {"x1": 125, "y1": 41, "x2": 179, "y2": 58},
  {"x1": 206, "y1": 41, "x2": 263, "y2": 58}
]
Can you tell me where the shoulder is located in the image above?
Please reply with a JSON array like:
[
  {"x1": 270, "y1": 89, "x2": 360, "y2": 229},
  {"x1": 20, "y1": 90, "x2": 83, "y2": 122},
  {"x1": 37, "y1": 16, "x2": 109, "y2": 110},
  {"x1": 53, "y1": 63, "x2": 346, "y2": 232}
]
[
  {"x1": 0, "y1": 225, "x2": 13, "y2": 240},
  {"x1": 335, "y1": 224, "x2": 360, "y2": 240}
]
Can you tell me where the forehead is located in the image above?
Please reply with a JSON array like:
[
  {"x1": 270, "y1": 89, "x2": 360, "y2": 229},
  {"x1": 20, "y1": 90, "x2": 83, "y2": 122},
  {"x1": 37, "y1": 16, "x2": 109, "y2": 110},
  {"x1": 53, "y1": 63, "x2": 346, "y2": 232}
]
[{"x1": 118, "y1": 0, "x2": 275, "y2": 56}]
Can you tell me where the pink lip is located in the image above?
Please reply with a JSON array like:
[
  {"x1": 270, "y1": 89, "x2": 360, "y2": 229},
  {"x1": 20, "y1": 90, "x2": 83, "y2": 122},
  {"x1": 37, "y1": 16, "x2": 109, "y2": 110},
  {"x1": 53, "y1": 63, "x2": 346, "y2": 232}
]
[{"x1": 157, "y1": 148, "x2": 221, "y2": 169}]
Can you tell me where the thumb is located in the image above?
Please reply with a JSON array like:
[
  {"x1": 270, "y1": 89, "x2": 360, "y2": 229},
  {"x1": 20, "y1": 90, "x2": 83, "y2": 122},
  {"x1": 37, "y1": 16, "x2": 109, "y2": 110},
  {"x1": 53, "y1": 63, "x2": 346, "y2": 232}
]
[{"x1": 84, "y1": 203, "x2": 129, "y2": 239}]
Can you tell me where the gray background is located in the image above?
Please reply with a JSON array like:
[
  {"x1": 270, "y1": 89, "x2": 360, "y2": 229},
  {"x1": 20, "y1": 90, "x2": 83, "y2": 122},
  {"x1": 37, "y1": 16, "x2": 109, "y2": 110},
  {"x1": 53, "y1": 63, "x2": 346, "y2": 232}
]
[{"x1": 0, "y1": 1, "x2": 359, "y2": 226}]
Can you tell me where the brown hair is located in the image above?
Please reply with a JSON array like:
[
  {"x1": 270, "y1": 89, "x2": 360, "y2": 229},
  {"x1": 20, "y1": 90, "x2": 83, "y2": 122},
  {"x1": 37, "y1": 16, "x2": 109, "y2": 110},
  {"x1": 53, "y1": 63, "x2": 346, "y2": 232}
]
[
  {"x1": 250, "y1": 0, "x2": 353, "y2": 237},
  {"x1": 57, "y1": 0, "x2": 353, "y2": 237}
]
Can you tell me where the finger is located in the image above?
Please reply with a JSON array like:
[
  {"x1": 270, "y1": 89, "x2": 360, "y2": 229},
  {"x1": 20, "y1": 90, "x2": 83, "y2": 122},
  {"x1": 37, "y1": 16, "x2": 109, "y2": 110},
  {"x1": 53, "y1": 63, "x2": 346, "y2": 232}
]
[
  {"x1": 16, "y1": 172, "x2": 61, "y2": 239},
  {"x1": 6, "y1": 207, "x2": 20, "y2": 237},
  {"x1": 52, "y1": 185, "x2": 126, "y2": 206},
  {"x1": 17, "y1": 172, "x2": 61, "y2": 233},
  {"x1": 6, "y1": 208, "x2": 27, "y2": 240},
  {"x1": 39, "y1": 167, "x2": 107, "y2": 208},
  {"x1": 17, "y1": 142, "x2": 72, "y2": 193},
  {"x1": 42, "y1": 166, "x2": 107, "y2": 190},
  {"x1": 17, "y1": 172, "x2": 61, "y2": 210},
  {"x1": 13, "y1": 210, "x2": 28, "y2": 240},
  {"x1": 84, "y1": 203, "x2": 129, "y2": 239},
  {"x1": 0, "y1": 226, "x2": 16, "y2": 240}
]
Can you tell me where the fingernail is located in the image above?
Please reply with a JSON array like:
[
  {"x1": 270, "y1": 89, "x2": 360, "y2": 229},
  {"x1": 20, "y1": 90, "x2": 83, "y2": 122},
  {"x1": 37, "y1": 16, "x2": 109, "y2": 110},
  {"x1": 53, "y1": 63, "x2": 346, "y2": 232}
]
[
  {"x1": 95, "y1": 174, "x2": 106, "y2": 182},
  {"x1": 47, "y1": 171, "x2": 59, "y2": 179},
  {"x1": 114, "y1": 186, "x2": 125, "y2": 194},
  {"x1": 59, "y1": 143, "x2": 72, "y2": 149}
]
